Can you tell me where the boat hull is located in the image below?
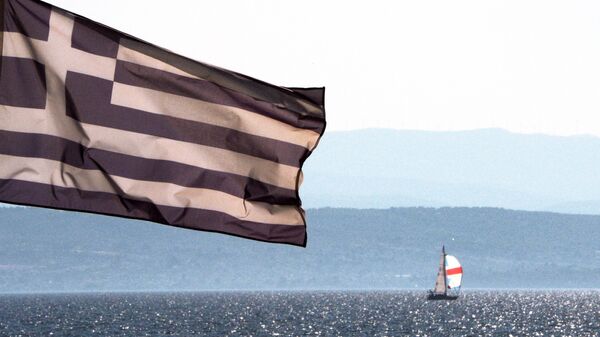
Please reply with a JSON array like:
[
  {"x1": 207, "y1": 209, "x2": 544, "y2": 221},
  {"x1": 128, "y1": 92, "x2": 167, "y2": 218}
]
[{"x1": 427, "y1": 292, "x2": 459, "y2": 301}]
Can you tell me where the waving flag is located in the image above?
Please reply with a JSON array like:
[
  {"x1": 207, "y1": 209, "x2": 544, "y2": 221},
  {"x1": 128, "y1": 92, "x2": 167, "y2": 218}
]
[{"x1": 0, "y1": 0, "x2": 326, "y2": 246}]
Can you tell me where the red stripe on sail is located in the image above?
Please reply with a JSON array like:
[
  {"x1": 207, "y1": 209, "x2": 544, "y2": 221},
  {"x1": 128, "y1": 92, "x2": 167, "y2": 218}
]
[{"x1": 446, "y1": 267, "x2": 463, "y2": 275}]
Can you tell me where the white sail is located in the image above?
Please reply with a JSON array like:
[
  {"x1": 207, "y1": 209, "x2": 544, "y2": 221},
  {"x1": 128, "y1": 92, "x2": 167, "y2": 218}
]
[{"x1": 445, "y1": 255, "x2": 463, "y2": 289}]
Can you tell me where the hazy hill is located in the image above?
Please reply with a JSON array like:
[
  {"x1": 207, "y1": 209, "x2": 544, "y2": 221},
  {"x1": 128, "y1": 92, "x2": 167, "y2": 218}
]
[
  {"x1": 1, "y1": 207, "x2": 599, "y2": 293},
  {"x1": 302, "y1": 128, "x2": 600, "y2": 214}
]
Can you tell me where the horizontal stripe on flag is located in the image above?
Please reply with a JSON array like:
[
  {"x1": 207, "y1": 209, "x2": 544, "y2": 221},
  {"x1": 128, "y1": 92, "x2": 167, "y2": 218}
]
[
  {"x1": 0, "y1": 130, "x2": 298, "y2": 205},
  {"x1": 114, "y1": 59, "x2": 325, "y2": 134},
  {"x1": 111, "y1": 81, "x2": 320, "y2": 150},
  {"x1": 0, "y1": 179, "x2": 306, "y2": 246},
  {"x1": 0, "y1": 106, "x2": 299, "y2": 190},
  {"x1": 71, "y1": 16, "x2": 120, "y2": 58},
  {"x1": 65, "y1": 71, "x2": 309, "y2": 167},
  {"x1": 0, "y1": 154, "x2": 304, "y2": 226},
  {"x1": 117, "y1": 38, "x2": 325, "y2": 116}
]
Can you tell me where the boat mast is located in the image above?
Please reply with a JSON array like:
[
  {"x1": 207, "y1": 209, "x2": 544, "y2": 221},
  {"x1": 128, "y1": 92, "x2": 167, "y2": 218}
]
[
  {"x1": 432, "y1": 246, "x2": 446, "y2": 294},
  {"x1": 442, "y1": 245, "x2": 447, "y2": 296}
]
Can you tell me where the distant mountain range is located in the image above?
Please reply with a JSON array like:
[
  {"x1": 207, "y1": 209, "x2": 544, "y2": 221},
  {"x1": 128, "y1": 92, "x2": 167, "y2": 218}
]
[
  {"x1": 302, "y1": 128, "x2": 600, "y2": 214},
  {"x1": 1, "y1": 206, "x2": 599, "y2": 292}
]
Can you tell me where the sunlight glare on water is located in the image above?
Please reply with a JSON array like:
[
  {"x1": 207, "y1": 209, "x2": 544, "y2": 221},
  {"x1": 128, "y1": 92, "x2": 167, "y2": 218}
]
[{"x1": 1, "y1": 291, "x2": 599, "y2": 336}]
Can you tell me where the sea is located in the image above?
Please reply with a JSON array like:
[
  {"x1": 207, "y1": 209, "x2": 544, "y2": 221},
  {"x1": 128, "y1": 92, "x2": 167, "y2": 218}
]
[{"x1": 1, "y1": 291, "x2": 599, "y2": 337}]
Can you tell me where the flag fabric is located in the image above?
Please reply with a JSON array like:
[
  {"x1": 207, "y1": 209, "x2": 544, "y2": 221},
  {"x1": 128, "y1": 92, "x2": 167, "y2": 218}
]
[{"x1": 0, "y1": 0, "x2": 326, "y2": 246}]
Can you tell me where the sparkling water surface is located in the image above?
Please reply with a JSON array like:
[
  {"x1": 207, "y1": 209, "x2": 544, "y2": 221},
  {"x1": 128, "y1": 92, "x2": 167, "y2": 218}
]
[{"x1": 1, "y1": 291, "x2": 599, "y2": 336}]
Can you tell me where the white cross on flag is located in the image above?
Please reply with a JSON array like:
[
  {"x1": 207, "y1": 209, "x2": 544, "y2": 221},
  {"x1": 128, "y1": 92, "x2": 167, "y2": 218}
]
[{"x1": 0, "y1": 0, "x2": 326, "y2": 246}]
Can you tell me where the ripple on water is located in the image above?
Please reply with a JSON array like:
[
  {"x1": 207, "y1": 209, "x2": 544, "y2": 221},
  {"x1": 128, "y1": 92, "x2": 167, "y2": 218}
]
[{"x1": 0, "y1": 291, "x2": 599, "y2": 336}]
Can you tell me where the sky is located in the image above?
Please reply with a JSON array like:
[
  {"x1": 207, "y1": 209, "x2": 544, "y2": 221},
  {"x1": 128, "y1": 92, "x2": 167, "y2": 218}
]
[{"x1": 50, "y1": 0, "x2": 600, "y2": 136}]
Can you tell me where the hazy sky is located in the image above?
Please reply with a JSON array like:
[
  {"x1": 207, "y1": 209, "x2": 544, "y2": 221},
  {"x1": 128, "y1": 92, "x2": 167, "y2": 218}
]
[{"x1": 51, "y1": 0, "x2": 600, "y2": 136}]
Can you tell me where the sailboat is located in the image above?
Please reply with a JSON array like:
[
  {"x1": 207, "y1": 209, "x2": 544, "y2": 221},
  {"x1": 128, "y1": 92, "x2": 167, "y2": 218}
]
[{"x1": 427, "y1": 245, "x2": 463, "y2": 300}]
